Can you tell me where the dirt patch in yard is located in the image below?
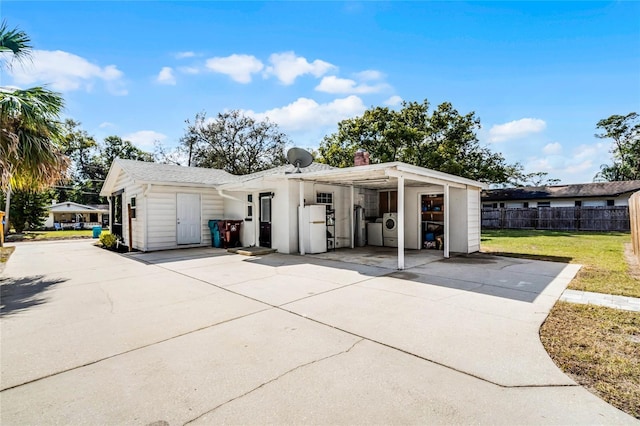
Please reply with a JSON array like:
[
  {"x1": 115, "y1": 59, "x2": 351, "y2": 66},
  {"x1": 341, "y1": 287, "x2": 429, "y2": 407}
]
[
  {"x1": 624, "y1": 243, "x2": 640, "y2": 280},
  {"x1": 540, "y1": 302, "x2": 640, "y2": 419}
]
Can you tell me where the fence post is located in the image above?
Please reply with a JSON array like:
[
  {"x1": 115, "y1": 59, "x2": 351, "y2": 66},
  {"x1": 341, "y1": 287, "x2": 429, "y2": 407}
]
[{"x1": 630, "y1": 192, "x2": 639, "y2": 262}]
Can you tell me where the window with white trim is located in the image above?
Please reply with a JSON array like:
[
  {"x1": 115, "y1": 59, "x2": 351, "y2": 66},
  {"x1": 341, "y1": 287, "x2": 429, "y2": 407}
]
[
  {"x1": 316, "y1": 192, "x2": 333, "y2": 205},
  {"x1": 130, "y1": 197, "x2": 136, "y2": 219}
]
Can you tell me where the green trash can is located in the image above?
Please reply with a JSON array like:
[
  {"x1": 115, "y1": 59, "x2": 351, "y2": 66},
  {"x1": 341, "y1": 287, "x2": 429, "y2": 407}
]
[{"x1": 92, "y1": 226, "x2": 102, "y2": 239}]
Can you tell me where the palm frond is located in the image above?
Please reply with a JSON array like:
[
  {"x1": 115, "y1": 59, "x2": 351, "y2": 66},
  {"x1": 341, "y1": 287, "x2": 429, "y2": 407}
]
[{"x1": 0, "y1": 20, "x2": 33, "y2": 68}]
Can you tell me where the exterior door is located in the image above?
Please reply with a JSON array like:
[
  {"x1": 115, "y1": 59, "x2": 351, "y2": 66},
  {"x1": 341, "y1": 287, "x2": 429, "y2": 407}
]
[
  {"x1": 177, "y1": 193, "x2": 201, "y2": 244},
  {"x1": 259, "y1": 193, "x2": 272, "y2": 248}
]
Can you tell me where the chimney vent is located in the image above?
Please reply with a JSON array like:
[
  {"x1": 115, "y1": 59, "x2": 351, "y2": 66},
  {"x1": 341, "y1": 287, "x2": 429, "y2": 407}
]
[{"x1": 354, "y1": 149, "x2": 370, "y2": 166}]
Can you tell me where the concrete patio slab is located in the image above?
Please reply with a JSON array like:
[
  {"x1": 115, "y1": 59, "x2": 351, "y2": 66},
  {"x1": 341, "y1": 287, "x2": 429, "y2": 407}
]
[
  {"x1": 1, "y1": 240, "x2": 635, "y2": 424},
  {"x1": 193, "y1": 340, "x2": 633, "y2": 426},
  {"x1": 1, "y1": 309, "x2": 360, "y2": 425}
]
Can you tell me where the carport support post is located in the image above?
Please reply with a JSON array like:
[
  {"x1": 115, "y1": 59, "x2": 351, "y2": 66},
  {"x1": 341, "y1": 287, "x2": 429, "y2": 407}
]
[
  {"x1": 299, "y1": 180, "x2": 305, "y2": 255},
  {"x1": 444, "y1": 183, "x2": 450, "y2": 258},
  {"x1": 350, "y1": 185, "x2": 355, "y2": 249},
  {"x1": 397, "y1": 176, "x2": 405, "y2": 270}
]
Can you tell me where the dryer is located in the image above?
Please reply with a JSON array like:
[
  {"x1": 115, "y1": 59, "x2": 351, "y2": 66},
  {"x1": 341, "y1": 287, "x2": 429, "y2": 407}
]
[{"x1": 383, "y1": 212, "x2": 398, "y2": 247}]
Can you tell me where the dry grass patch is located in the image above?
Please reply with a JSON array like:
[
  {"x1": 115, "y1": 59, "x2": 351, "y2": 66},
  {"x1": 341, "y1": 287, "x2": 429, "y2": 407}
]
[{"x1": 540, "y1": 302, "x2": 640, "y2": 419}]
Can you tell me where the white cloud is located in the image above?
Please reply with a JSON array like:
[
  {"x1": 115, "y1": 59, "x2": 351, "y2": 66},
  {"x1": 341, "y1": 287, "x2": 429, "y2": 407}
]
[
  {"x1": 123, "y1": 130, "x2": 167, "y2": 148},
  {"x1": 99, "y1": 122, "x2": 115, "y2": 129},
  {"x1": 245, "y1": 95, "x2": 366, "y2": 132},
  {"x1": 542, "y1": 142, "x2": 562, "y2": 155},
  {"x1": 7, "y1": 49, "x2": 127, "y2": 95},
  {"x1": 384, "y1": 95, "x2": 403, "y2": 106},
  {"x1": 178, "y1": 66, "x2": 200, "y2": 75},
  {"x1": 264, "y1": 51, "x2": 335, "y2": 85},
  {"x1": 205, "y1": 54, "x2": 264, "y2": 83},
  {"x1": 315, "y1": 75, "x2": 388, "y2": 94},
  {"x1": 156, "y1": 67, "x2": 176, "y2": 85},
  {"x1": 175, "y1": 51, "x2": 196, "y2": 59},
  {"x1": 488, "y1": 118, "x2": 546, "y2": 142},
  {"x1": 354, "y1": 70, "x2": 384, "y2": 81},
  {"x1": 524, "y1": 141, "x2": 610, "y2": 184}
]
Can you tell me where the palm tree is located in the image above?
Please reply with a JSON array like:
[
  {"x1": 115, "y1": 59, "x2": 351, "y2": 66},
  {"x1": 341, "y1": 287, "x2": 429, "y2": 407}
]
[{"x1": 1, "y1": 21, "x2": 69, "y2": 239}]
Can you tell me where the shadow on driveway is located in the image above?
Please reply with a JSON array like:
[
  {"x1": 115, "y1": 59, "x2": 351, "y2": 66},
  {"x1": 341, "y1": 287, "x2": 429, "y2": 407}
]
[{"x1": 0, "y1": 276, "x2": 67, "y2": 317}]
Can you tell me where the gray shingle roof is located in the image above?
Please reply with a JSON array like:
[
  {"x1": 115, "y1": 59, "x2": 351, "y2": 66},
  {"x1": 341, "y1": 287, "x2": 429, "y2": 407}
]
[
  {"x1": 482, "y1": 181, "x2": 640, "y2": 201},
  {"x1": 116, "y1": 159, "x2": 239, "y2": 186},
  {"x1": 115, "y1": 159, "x2": 334, "y2": 187},
  {"x1": 236, "y1": 162, "x2": 335, "y2": 181}
]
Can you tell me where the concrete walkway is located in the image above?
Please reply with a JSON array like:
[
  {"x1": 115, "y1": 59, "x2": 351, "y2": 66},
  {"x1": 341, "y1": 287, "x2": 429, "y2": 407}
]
[
  {"x1": 1, "y1": 240, "x2": 636, "y2": 425},
  {"x1": 561, "y1": 289, "x2": 640, "y2": 312}
]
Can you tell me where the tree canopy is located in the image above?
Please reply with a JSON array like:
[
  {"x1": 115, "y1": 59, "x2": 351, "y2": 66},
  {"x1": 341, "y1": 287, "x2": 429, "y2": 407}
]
[
  {"x1": 56, "y1": 120, "x2": 153, "y2": 204},
  {"x1": 594, "y1": 112, "x2": 640, "y2": 182},
  {"x1": 180, "y1": 110, "x2": 288, "y2": 175},
  {"x1": 317, "y1": 100, "x2": 520, "y2": 184}
]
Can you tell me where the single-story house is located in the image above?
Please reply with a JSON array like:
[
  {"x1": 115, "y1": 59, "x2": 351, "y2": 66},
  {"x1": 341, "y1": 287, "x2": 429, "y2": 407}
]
[
  {"x1": 482, "y1": 181, "x2": 640, "y2": 208},
  {"x1": 44, "y1": 201, "x2": 109, "y2": 229},
  {"x1": 100, "y1": 157, "x2": 487, "y2": 269}
]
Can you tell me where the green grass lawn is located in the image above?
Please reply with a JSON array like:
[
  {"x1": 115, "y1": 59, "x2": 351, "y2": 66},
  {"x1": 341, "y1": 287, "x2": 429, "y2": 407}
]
[
  {"x1": 481, "y1": 229, "x2": 639, "y2": 298},
  {"x1": 9, "y1": 229, "x2": 95, "y2": 241}
]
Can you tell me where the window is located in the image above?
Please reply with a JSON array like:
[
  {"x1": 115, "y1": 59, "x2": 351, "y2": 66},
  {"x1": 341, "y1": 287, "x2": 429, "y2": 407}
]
[
  {"x1": 607, "y1": 199, "x2": 615, "y2": 206},
  {"x1": 523, "y1": 202, "x2": 529, "y2": 208},
  {"x1": 246, "y1": 194, "x2": 253, "y2": 221},
  {"x1": 538, "y1": 201, "x2": 550, "y2": 208},
  {"x1": 260, "y1": 196, "x2": 271, "y2": 222},
  {"x1": 499, "y1": 202, "x2": 505, "y2": 208},
  {"x1": 130, "y1": 197, "x2": 136, "y2": 219},
  {"x1": 575, "y1": 201, "x2": 582, "y2": 207},
  {"x1": 316, "y1": 192, "x2": 333, "y2": 205}
]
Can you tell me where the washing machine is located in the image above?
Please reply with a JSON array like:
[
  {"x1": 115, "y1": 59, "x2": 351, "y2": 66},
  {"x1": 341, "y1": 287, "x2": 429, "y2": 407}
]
[{"x1": 383, "y1": 212, "x2": 398, "y2": 247}]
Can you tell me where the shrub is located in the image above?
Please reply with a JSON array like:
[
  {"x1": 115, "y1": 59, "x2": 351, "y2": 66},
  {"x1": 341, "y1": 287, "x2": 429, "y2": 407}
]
[{"x1": 99, "y1": 233, "x2": 117, "y2": 249}]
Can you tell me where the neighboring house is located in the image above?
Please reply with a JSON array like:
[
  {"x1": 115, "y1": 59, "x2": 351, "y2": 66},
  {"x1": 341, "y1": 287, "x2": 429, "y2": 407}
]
[
  {"x1": 482, "y1": 181, "x2": 640, "y2": 208},
  {"x1": 44, "y1": 201, "x2": 109, "y2": 229},
  {"x1": 100, "y1": 158, "x2": 487, "y2": 270}
]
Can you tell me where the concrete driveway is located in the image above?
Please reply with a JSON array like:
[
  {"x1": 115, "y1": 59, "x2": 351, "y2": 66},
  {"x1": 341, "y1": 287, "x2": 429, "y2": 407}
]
[{"x1": 0, "y1": 240, "x2": 635, "y2": 425}]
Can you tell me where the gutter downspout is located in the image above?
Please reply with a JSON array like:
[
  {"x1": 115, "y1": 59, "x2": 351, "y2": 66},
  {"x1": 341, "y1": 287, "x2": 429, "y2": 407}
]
[{"x1": 143, "y1": 184, "x2": 152, "y2": 251}]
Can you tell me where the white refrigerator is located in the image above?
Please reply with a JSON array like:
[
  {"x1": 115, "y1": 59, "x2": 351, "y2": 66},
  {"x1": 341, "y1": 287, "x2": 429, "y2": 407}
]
[{"x1": 300, "y1": 205, "x2": 327, "y2": 254}]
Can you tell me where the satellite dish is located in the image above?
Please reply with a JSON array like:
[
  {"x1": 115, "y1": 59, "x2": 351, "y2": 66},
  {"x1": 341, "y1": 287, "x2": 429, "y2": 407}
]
[{"x1": 286, "y1": 147, "x2": 313, "y2": 173}]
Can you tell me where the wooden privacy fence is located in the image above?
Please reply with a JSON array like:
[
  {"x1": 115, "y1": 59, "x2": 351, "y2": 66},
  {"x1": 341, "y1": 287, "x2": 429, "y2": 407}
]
[
  {"x1": 482, "y1": 206, "x2": 631, "y2": 231},
  {"x1": 630, "y1": 192, "x2": 639, "y2": 262}
]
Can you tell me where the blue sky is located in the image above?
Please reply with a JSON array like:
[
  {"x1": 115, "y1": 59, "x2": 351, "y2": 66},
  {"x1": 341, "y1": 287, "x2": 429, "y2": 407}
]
[{"x1": 2, "y1": 1, "x2": 639, "y2": 184}]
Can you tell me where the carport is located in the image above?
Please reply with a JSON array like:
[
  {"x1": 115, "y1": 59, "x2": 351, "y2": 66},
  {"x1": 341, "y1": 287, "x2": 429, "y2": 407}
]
[{"x1": 288, "y1": 162, "x2": 487, "y2": 270}]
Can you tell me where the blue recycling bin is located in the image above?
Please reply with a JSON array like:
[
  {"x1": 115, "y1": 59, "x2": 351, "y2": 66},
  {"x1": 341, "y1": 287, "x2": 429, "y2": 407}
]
[
  {"x1": 208, "y1": 220, "x2": 222, "y2": 248},
  {"x1": 92, "y1": 226, "x2": 102, "y2": 239}
]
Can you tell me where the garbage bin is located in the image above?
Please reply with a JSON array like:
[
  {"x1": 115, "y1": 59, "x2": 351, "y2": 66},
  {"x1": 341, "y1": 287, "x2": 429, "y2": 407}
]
[
  {"x1": 208, "y1": 220, "x2": 222, "y2": 248},
  {"x1": 223, "y1": 220, "x2": 243, "y2": 248},
  {"x1": 92, "y1": 226, "x2": 102, "y2": 239}
]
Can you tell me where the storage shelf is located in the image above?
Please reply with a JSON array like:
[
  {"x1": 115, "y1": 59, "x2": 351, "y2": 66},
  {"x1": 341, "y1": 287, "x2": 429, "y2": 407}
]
[
  {"x1": 421, "y1": 194, "x2": 445, "y2": 250},
  {"x1": 326, "y1": 208, "x2": 336, "y2": 251}
]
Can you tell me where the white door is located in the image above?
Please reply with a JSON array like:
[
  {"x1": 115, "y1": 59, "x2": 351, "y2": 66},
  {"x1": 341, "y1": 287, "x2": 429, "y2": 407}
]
[{"x1": 177, "y1": 193, "x2": 201, "y2": 244}]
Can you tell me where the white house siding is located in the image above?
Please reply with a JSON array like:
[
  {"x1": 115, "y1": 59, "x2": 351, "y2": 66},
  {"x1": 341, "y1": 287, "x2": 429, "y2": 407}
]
[
  {"x1": 448, "y1": 187, "x2": 469, "y2": 253},
  {"x1": 404, "y1": 187, "x2": 428, "y2": 250},
  {"x1": 111, "y1": 169, "x2": 144, "y2": 249},
  {"x1": 521, "y1": 196, "x2": 629, "y2": 208},
  {"x1": 146, "y1": 185, "x2": 222, "y2": 251},
  {"x1": 467, "y1": 188, "x2": 481, "y2": 253}
]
